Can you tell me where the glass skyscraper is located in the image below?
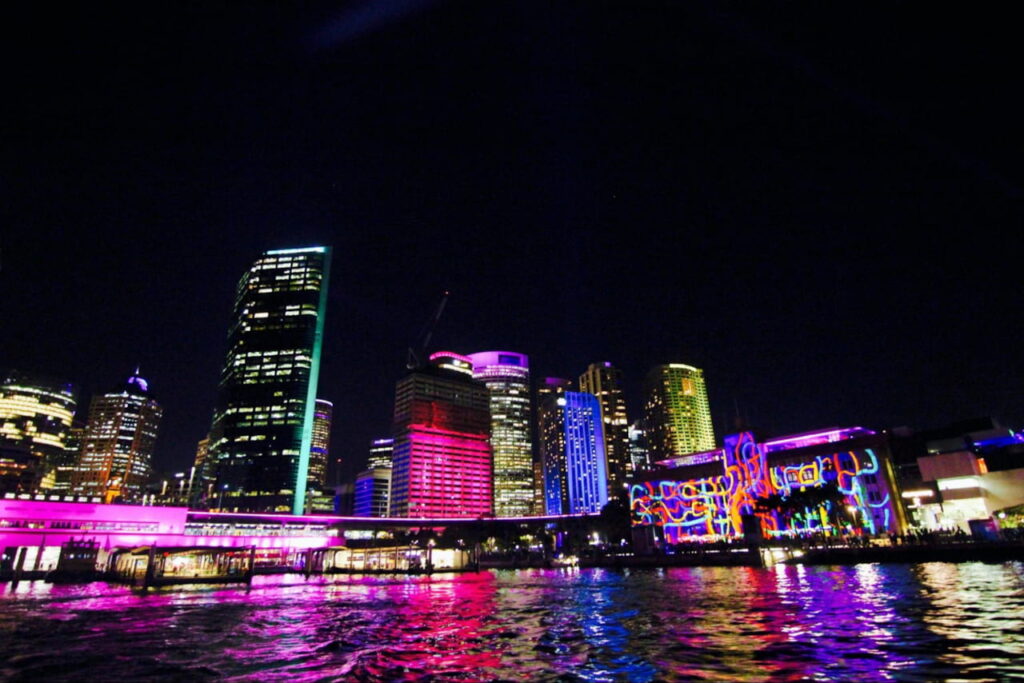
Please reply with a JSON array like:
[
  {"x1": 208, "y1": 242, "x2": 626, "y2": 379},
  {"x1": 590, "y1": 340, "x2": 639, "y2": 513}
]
[
  {"x1": 70, "y1": 371, "x2": 162, "y2": 503},
  {"x1": 467, "y1": 351, "x2": 534, "y2": 517},
  {"x1": 209, "y1": 246, "x2": 331, "y2": 514},
  {"x1": 538, "y1": 391, "x2": 608, "y2": 515},
  {"x1": 643, "y1": 363, "x2": 715, "y2": 463},
  {"x1": 579, "y1": 362, "x2": 631, "y2": 500}
]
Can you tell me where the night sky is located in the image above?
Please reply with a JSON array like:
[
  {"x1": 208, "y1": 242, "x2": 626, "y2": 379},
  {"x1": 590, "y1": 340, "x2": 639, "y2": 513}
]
[{"x1": 5, "y1": 1, "x2": 1022, "y2": 484}]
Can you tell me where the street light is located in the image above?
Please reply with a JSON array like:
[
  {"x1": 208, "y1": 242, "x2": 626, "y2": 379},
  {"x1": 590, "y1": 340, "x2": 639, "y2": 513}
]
[{"x1": 217, "y1": 484, "x2": 228, "y2": 511}]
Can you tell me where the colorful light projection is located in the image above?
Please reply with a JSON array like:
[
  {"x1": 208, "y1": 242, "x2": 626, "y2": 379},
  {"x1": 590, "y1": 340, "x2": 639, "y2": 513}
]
[{"x1": 630, "y1": 431, "x2": 896, "y2": 542}]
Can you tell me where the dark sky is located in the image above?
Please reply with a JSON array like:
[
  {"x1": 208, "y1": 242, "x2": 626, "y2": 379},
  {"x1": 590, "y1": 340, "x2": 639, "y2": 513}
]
[{"x1": 4, "y1": 1, "x2": 1022, "y2": 483}]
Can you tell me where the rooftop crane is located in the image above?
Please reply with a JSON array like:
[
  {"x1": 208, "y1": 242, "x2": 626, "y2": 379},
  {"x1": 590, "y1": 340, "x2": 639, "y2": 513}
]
[{"x1": 406, "y1": 290, "x2": 450, "y2": 370}]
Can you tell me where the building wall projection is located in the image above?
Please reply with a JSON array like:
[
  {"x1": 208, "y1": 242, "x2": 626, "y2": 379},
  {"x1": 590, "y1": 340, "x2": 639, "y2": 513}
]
[
  {"x1": 539, "y1": 391, "x2": 608, "y2": 515},
  {"x1": 209, "y1": 246, "x2": 331, "y2": 515},
  {"x1": 579, "y1": 362, "x2": 630, "y2": 500},
  {"x1": 631, "y1": 429, "x2": 906, "y2": 542},
  {"x1": 389, "y1": 355, "x2": 492, "y2": 518}
]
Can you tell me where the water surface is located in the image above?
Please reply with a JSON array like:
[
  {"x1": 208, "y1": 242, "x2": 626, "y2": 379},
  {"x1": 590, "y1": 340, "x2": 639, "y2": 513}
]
[{"x1": 2, "y1": 562, "x2": 1023, "y2": 681}]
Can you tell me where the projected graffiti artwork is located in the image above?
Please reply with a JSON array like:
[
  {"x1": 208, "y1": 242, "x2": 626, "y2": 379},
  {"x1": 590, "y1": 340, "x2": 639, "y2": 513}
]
[{"x1": 631, "y1": 432, "x2": 896, "y2": 542}]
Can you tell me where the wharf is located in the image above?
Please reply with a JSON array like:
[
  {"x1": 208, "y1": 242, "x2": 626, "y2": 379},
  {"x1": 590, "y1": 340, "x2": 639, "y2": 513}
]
[{"x1": 786, "y1": 541, "x2": 1024, "y2": 565}]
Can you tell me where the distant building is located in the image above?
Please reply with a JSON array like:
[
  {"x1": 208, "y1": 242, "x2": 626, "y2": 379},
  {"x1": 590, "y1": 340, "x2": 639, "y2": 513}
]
[
  {"x1": 53, "y1": 423, "x2": 85, "y2": 494},
  {"x1": 642, "y1": 364, "x2": 715, "y2": 462},
  {"x1": 208, "y1": 246, "x2": 332, "y2": 514},
  {"x1": 70, "y1": 371, "x2": 162, "y2": 503},
  {"x1": 628, "y1": 420, "x2": 650, "y2": 474},
  {"x1": 467, "y1": 351, "x2": 534, "y2": 517},
  {"x1": 532, "y1": 459, "x2": 545, "y2": 515},
  {"x1": 537, "y1": 377, "x2": 572, "y2": 401},
  {"x1": 190, "y1": 435, "x2": 212, "y2": 506},
  {"x1": 389, "y1": 354, "x2": 492, "y2": 518},
  {"x1": 308, "y1": 399, "x2": 332, "y2": 492},
  {"x1": 354, "y1": 468, "x2": 392, "y2": 517},
  {"x1": 367, "y1": 438, "x2": 394, "y2": 470},
  {"x1": 0, "y1": 443, "x2": 41, "y2": 495},
  {"x1": 0, "y1": 371, "x2": 77, "y2": 491},
  {"x1": 538, "y1": 391, "x2": 608, "y2": 515},
  {"x1": 579, "y1": 362, "x2": 630, "y2": 500}
]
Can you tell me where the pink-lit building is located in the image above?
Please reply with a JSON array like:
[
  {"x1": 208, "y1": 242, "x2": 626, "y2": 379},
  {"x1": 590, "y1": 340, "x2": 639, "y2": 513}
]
[{"x1": 388, "y1": 353, "x2": 492, "y2": 518}]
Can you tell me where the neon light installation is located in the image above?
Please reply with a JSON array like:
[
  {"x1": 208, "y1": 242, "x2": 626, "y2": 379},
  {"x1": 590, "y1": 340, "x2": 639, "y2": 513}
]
[{"x1": 631, "y1": 431, "x2": 897, "y2": 542}]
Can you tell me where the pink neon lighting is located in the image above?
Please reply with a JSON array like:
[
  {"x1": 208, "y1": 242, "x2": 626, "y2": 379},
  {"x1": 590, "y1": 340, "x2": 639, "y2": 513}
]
[
  {"x1": 428, "y1": 351, "x2": 474, "y2": 365},
  {"x1": 762, "y1": 427, "x2": 875, "y2": 453}
]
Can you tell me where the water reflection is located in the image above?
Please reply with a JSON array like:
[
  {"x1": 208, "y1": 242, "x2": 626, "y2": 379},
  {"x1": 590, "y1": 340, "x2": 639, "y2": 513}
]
[{"x1": 1, "y1": 563, "x2": 1023, "y2": 681}]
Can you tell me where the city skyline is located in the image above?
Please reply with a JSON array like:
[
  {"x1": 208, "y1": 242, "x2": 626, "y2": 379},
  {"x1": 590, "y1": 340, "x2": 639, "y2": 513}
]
[{"x1": 4, "y1": 2, "x2": 1021, "y2": 485}]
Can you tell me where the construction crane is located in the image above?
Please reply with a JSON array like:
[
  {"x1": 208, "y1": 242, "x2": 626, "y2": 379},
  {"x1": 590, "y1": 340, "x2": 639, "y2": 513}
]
[{"x1": 406, "y1": 290, "x2": 450, "y2": 370}]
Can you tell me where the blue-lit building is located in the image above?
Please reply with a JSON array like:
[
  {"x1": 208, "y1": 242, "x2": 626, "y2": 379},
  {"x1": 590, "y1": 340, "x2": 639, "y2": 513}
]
[{"x1": 539, "y1": 391, "x2": 608, "y2": 515}]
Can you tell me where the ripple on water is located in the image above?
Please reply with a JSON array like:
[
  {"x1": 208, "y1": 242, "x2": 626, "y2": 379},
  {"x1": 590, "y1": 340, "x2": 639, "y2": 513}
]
[{"x1": 1, "y1": 562, "x2": 1023, "y2": 681}]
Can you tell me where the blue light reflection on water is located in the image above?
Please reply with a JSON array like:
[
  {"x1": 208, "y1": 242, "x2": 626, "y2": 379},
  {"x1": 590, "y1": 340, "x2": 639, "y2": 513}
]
[{"x1": 1, "y1": 562, "x2": 1023, "y2": 681}]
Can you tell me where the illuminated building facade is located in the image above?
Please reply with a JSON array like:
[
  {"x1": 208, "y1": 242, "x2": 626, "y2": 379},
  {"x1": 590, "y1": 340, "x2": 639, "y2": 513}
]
[
  {"x1": 308, "y1": 399, "x2": 332, "y2": 492},
  {"x1": 628, "y1": 420, "x2": 650, "y2": 474},
  {"x1": 579, "y1": 362, "x2": 630, "y2": 498},
  {"x1": 367, "y1": 438, "x2": 394, "y2": 470},
  {"x1": 538, "y1": 391, "x2": 608, "y2": 515},
  {"x1": 631, "y1": 428, "x2": 907, "y2": 542},
  {"x1": 389, "y1": 354, "x2": 491, "y2": 518},
  {"x1": 354, "y1": 468, "x2": 392, "y2": 517},
  {"x1": 209, "y1": 246, "x2": 331, "y2": 515},
  {"x1": 0, "y1": 372, "x2": 77, "y2": 490},
  {"x1": 643, "y1": 364, "x2": 715, "y2": 462},
  {"x1": 70, "y1": 372, "x2": 162, "y2": 503},
  {"x1": 467, "y1": 351, "x2": 534, "y2": 517}
]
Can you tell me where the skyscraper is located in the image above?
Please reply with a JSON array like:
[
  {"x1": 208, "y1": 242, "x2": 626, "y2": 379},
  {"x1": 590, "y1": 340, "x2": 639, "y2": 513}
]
[
  {"x1": 538, "y1": 391, "x2": 608, "y2": 515},
  {"x1": 0, "y1": 371, "x2": 77, "y2": 491},
  {"x1": 642, "y1": 363, "x2": 715, "y2": 463},
  {"x1": 308, "y1": 399, "x2": 332, "y2": 492},
  {"x1": 209, "y1": 246, "x2": 331, "y2": 514},
  {"x1": 389, "y1": 352, "x2": 491, "y2": 518},
  {"x1": 71, "y1": 371, "x2": 162, "y2": 503},
  {"x1": 579, "y1": 362, "x2": 630, "y2": 499},
  {"x1": 467, "y1": 351, "x2": 534, "y2": 517}
]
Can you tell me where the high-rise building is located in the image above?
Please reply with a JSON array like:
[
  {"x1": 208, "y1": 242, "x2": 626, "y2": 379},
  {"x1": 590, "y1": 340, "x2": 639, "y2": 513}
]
[
  {"x1": 353, "y1": 468, "x2": 392, "y2": 517},
  {"x1": 579, "y1": 362, "x2": 630, "y2": 499},
  {"x1": 0, "y1": 371, "x2": 77, "y2": 491},
  {"x1": 308, "y1": 399, "x2": 332, "y2": 492},
  {"x1": 71, "y1": 371, "x2": 162, "y2": 503},
  {"x1": 367, "y1": 437, "x2": 394, "y2": 470},
  {"x1": 538, "y1": 391, "x2": 608, "y2": 515},
  {"x1": 643, "y1": 364, "x2": 715, "y2": 463},
  {"x1": 467, "y1": 351, "x2": 534, "y2": 517},
  {"x1": 389, "y1": 353, "x2": 491, "y2": 518},
  {"x1": 208, "y1": 246, "x2": 331, "y2": 514}
]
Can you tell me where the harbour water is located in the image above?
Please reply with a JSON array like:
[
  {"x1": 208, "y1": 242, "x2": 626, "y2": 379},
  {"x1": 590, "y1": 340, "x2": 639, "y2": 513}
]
[{"x1": 2, "y1": 563, "x2": 1023, "y2": 681}]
